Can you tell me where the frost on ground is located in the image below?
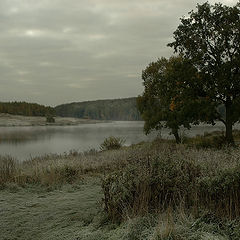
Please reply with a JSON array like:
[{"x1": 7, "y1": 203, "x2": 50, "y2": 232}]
[
  {"x1": 0, "y1": 178, "x2": 102, "y2": 240},
  {"x1": 0, "y1": 113, "x2": 102, "y2": 127}
]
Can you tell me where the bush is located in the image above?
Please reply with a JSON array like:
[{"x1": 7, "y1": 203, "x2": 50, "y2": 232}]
[
  {"x1": 100, "y1": 136, "x2": 125, "y2": 151},
  {"x1": 102, "y1": 151, "x2": 240, "y2": 222},
  {"x1": 102, "y1": 155, "x2": 201, "y2": 221},
  {"x1": 46, "y1": 115, "x2": 55, "y2": 123}
]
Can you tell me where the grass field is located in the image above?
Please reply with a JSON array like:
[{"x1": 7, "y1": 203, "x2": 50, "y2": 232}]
[
  {"x1": 1, "y1": 136, "x2": 240, "y2": 239},
  {"x1": 0, "y1": 178, "x2": 103, "y2": 240},
  {"x1": 2, "y1": 178, "x2": 239, "y2": 240}
]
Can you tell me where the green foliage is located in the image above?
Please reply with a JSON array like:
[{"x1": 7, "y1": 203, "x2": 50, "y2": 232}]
[
  {"x1": 100, "y1": 137, "x2": 125, "y2": 151},
  {"x1": 168, "y1": 2, "x2": 240, "y2": 144},
  {"x1": 55, "y1": 97, "x2": 141, "y2": 121},
  {"x1": 139, "y1": 1, "x2": 240, "y2": 145},
  {"x1": 0, "y1": 101, "x2": 55, "y2": 117},
  {"x1": 137, "y1": 56, "x2": 204, "y2": 143}
]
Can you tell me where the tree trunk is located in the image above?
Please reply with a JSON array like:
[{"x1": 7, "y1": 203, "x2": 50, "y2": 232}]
[
  {"x1": 172, "y1": 128, "x2": 180, "y2": 144},
  {"x1": 225, "y1": 121, "x2": 234, "y2": 145},
  {"x1": 225, "y1": 98, "x2": 234, "y2": 145}
]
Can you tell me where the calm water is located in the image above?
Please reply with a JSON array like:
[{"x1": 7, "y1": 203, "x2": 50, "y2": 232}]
[{"x1": 0, "y1": 121, "x2": 237, "y2": 161}]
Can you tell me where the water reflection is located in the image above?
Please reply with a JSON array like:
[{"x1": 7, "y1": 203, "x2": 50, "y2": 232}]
[
  {"x1": 0, "y1": 122, "x2": 157, "y2": 160},
  {"x1": 0, "y1": 121, "x2": 239, "y2": 161}
]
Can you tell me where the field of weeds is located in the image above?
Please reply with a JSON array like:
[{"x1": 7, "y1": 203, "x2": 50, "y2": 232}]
[{"x1": 1, "y1": 139, "x2": 240, "y2": 239}]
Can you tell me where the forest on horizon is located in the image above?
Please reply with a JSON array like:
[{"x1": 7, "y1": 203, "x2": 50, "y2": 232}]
[
  {"x1": 0, "y1": 97, "x2": 141, "y2": 121},
  {"x1": 55, "y1": 97, "x2": 141, "y2": 121}
]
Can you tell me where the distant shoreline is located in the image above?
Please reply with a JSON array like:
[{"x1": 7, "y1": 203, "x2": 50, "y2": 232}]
[{"x1": 0, "y1": 113, "x2": 107, "y2": 127}]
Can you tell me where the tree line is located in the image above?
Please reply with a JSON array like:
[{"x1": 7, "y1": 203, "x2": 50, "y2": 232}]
[
  {"x1": 0, "y1": 102, "x2": 55, "y2": 117},
  {"x1": 55, "y1": 97, "x2": 141, "y2": 121},
  {"x1": 137, "y1": 2, "x2": 240, "y2": 145}
]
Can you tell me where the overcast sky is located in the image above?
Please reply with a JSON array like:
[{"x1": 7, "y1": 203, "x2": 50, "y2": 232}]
[{"x1": 0, "y1": 0, "x2": 237, "y2": 106}]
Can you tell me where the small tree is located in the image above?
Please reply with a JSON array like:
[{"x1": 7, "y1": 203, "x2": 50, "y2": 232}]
[
  {"x1": 46, "y1": 115, "x2": 55, "y2": 123},
  {"x1": 137, "y1": 56, "x2": 204, "y2": 143},
  {"x1": 168, "y1": 2, "x2": 240, "y2": 144}
]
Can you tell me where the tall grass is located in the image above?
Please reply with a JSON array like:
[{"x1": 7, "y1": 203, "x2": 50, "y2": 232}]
[
  {"x1": 2, "y1": 138, "x2": 240, "y2": 224},
  {"x1": 0, "y1": 145, "x2": 134, "y2": 187},
  {"x1": 2, "y1": 139, "x2": 240, "y2": 239},
  {"x1": 102, "y1": 141, "x2": 240, "y2": 221},
  {"x1": 0, "y1": 156, "x2": 17, "y2": 185}
]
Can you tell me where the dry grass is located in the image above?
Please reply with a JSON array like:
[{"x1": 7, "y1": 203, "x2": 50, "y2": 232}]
[
  {"x1": 0, "y1": 155, "x2": 17, "y2": 185},
  {"x1": 2, "y1": 139, "x2": 240, "y2": 239},
  {"x1": 0, "y1": 144, "x2": 141, "y2": 187},
  {"x1": 102, "y1": 140, "x2": 240, "y2": 221},
  {"x1": 2, "y1": 138, "x2": 240, "y2": 220}
]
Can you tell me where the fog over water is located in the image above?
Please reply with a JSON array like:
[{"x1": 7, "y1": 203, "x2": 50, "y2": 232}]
[{"x1": 0, "y1": 121, "x2": 239, "y2": 161}]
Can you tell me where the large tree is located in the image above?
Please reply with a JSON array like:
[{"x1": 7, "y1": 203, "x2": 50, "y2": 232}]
[
  {"x1": 168, "y1": 2, "x2": 240, "y2": 144},
  {"x1": 137, "y1": 56, "x2": 208, "y2": 143}
]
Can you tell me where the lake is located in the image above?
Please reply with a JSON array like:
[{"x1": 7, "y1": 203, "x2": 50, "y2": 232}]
[{"x1": 0, "y1": 121, "x2": 237, "y2": 161}]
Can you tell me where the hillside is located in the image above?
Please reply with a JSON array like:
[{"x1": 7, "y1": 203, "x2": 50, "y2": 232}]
[{"x1": 55, "y1": 97, "x2": 141, "y2": 121}]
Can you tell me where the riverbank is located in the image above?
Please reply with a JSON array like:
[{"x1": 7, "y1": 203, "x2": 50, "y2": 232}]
[
  {"x1": 0, "y1": 113, "x2": 105, "y2": 127},
  {"x1": 1, "y1": 139, "x2": 240, "y2": 239}
]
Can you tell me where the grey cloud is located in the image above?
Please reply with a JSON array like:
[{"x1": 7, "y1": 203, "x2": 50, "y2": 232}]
[{"x1": 0, "y1": 0, "x2": 238, "y2": 105}]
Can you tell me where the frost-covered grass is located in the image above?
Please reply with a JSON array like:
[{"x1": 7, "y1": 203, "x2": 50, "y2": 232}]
[
  {"x1": 1, "y1": 139, "x2": 240, "y2": 239},
  {"x1": 3, "y1": 178, "x2": 240, "y2": 240},
  {"x1": 0, "y1": 178, "x2": 102, "y2": 240},
  {"x1": 0, "y1": 147, "x2": 132, "y2": 187}
]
